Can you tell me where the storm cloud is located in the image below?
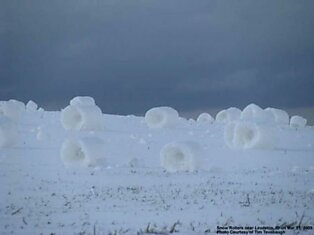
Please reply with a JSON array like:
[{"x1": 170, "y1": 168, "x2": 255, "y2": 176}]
[{"x1": 1, "y1": 0, "x2": 314, "y2": 116}]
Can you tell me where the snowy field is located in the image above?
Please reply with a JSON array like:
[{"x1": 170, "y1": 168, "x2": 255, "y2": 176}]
[{"x1": 1, "y1": 98, "x2": 314, "y2": 234}]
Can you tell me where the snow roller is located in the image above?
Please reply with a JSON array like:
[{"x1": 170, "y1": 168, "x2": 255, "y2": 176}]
[
  {"x1": 61, "y1": 96, "x2": 104, "y2": 131},
  {"x1": 216, "y1": 107, "x2": 241, "y2": 123},
  {"x1": 290, "y1": 115, "x2": 307, "y2": 128},
  {"x1": 145, "y1": 106, "x2": 179, "y2": 128},
  {"x1": 160, "y1": 141, "x2": 202, "y2": 173},
  {"x1": 0, "y1": 99, "x2": 25, "y2": 121},
  {"x1": 224, "y1": 121, "x2": 276, "y2": 149},
  {"x1": 60, "y1": 137, "x2": 106, "y2": 167}
]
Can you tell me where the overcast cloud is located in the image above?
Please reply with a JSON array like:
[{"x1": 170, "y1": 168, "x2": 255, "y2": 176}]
[{"x1": 1, "y1": 0, "x2": 314, "y2": 116}]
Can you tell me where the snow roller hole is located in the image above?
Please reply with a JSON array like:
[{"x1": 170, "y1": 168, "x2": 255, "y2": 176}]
[{"x1": 61, "y1": 140, "x2": 86, "y2": 166}]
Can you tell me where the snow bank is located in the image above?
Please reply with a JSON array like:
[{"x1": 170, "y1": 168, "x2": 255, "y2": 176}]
[
  {"x1": 197, "y1": 113, "x2": 214, "y2": 124},
  {"x1": 0, "y1": 100, "x2": 25, "y2": 121},
  {"x1": 264, "y1": 107, "x2": 289, "y2": 125},
  {"x1": 145, "y1": 106, "x2": 179, "y2": 128},
  {"x1": 61, "y1": 103, "x2": 104, "y2": 131},
  {"x1": 224, "y1": 121, "x2": 276, "y2": 149},
  {"x1": 290, "y1": 115, "x2": 307, "y2": 128},
  {"x1": 70, "y1": 96, "x2": 95, "y2": 106},
  {"x1": 160, "y1": 141, "x2": 202, "y2": 172},
  {"x1": 240, "y1": 103, "x2": 273, "y2": 123},
  {"x1": 60, "y1": 137, "x2": 106, "y2": 167},
  {"x1": 0, "y1": 117, "x2": 18, "y2": 148},
  {"x1": 26, "y1": 100, "x2": 38, "y2": 112},
  {"x1": 216, "y1": 107, "x2": 241, "y2": 123}
]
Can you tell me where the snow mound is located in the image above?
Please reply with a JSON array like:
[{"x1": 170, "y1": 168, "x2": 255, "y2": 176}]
[
  {"x1": 26, "y1": 100, "x2": 38, "y2": 112},
  {"x1": 197, "y1": 112, "x2": 214, "y2": 124},
  {"x1": 240, "y1": 103, "x2": 274, "y2": 123},
  {"x1": 160, "y1": 141, "x2": 202, "y2": 172},
  {"x1": 224, "y1": 121, "x2": 276, "y2": 149},
  {"x1": 70, "y1": 96, "x2": 96, "y2": 106},
  {"x1": 216, "y1": 107, "x2": 241, "y2": 123},
  {"x1": 60, "y1": 137, "x2": 106, "y2": 167},
  {"x1": 145, "y1": 106, "x2": 179, "y2": 128},
  {"x1": 61, "y1": 102, "x2": 104, "y2": 131},
  {"x1": 290, "y1": 115, "x2": 307, "y2": 128},
  {"x1": 0, "y1": 117, "x2": 18, "y2": 148},
  {"x1": 0, "y1": 99, "x2": 25, "y2": 121}
]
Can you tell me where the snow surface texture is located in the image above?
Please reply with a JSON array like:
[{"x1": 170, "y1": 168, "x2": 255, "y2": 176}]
[
  {"x1": 61, "y1": 102, "x2": 104, "y2": 131},
  {"x1": 216, "y1": 107, "x2": 241, "y2": 123},
  {"x1": 224, "y1": 121, "x2": 276, "y2": 149},
  {"x1": 241, "y1": 103, "x2": 274, "y2": 123},
  {"x1": 0, "y1": 99, "x2": 25, "y2": 121},
  {"x1": 60, "y1": 137, "x2": 106, "y2": 167},
  {"x1": 26, "y1": 100, "x2": 38, "y2": 112},
  {"x1": 290, "y1": 115, "x2": 307, "y2": 128},
  {"x1": 0, "y1": 116, "x2": 17, "y2": 148},
  {"x1": 145, "y1": 106, "x2": 179, "y2": 128},
  {"x1": 1, "y1": 99, "x2": 314, "y2": 234},
  {"x1": 264, "y1": 107, "x2": 289, "y2": 125},
  {"x1": 197, "y1": 112, "x2": 214, "y2": 124},
  {"x1": 160, "y1": 141, "x2": 202, "y2": 173}
]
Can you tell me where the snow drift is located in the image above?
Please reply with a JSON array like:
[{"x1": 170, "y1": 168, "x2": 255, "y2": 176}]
[
  {"x1": 197, "y1": 113, "x2": 214, "y2": 124},
  {"x1": 60, "y1": 137, "x2": 106, "y2": 167},
  {"x1": 241, "y1": 103, "x2": 274, "y2": 123},
  {"x1": 0, "y1": 117, "x2": 18, "y2": 148},
  {"x1": 145, "y1": 106, "x2": 179, "y2": 128},
  {"x1": 160, "y1": 141, "x2": 202, "y2": 172},
  {"x1": 290, "y1": 115, "x2": 307, "y2": 128},
  {"x1": 216, "y1": 107, "x2": 241, "y2": 123},
  {"x1": 264, "y1": 107, "x2": 289, "y2": 125},
  {"x1": 0, "y1": 100, "x2": 25, "y2": 121},
  {"x1": 61, "y1": 98, "x2": 104, "y2": 131},
  {"x1": 224, "y1": 121, "x2": 276, "y2": 149}
]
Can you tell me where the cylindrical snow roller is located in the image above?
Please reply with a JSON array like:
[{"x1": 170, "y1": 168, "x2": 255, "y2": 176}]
[
  {"x1": 0, "y1": 117, "x2": 18, "y2": 148},
  {"x1": 60, "y1": 137, "x2": 106, "y2": 167},
  {"x1": 70, "y1": 96, "x2": 96, "y2": 106},
  {"x1": 216, "y1": 107, "x2": 241, "y2": 123},
  {"x1": 145, "y1": 106, "x2": 179, "y2": 128},
  {"x1": 160, "y1": 141, "x2": 202, "y2": 173},
  {"x1": 0, "y1": 100, "x2": 25, "y2": 121},
  {"x1": 290, "y1": 115, "x2": 307, "y2": 128},
  {"x1": 224, "y1": 121, "x2": 276, "y2": 149},
  {"x1": 197, "y1": 113, "x2": 214, "y2": 124},
  {"x1": 241, "y1": 103, "x2": 273, "y2": 123},
  {"x1": 61, "y1": 104, "x2": 104, "y2": 131},
  {"x1": 26, "y1": 100, "x2": 38, "y2": 112},
  {"x1": 264, "y1": 107, "x2": 289, "y2": 125}
]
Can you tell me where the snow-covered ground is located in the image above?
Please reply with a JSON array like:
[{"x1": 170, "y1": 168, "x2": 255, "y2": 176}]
[{"x1": 1, "y1": 102, "x2": 314, "y2": 234}]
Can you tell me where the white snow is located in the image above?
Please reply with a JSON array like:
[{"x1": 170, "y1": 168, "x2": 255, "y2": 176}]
[
  {"x1": 0, "y1": 116, "x2": 18, "y2": 148},
  {"x1": 26, "y1": 100, "x2": 38, "y2": 112},
  {"x1": 160, "y1": 141, "x2": 202, "y2": 173},
  {"x1": 224, "y1": 121, "x2": 276, "y2": 149},
  {"x1": 61, "y1": 104, "x2": 104, "y2": 131},
  {"x1": 0, "y1": 98, "x2": 314, "y2": 234},
  {"x1": 264, "y1": 107, "x2": 289, "y2": 125},
  {"x1": 70, "y1": 96, "x2": 96, "y2": 106},
  {"x1": 0, "y1": 99, "x2": 25, "y2": 121},
  {"x1": 145, "y1": 106, "x2": 179, "y2": 128},
  {"x1": 290, "y1": 115, "x2": 307, "y2": 128},
  {"x1": 241, "y1": 103, "x2": 274, "y2": 123},
  {"x1": 60, "y1": 137, "x2": 106, "y2": 168},
  {"x1": 216, "y1": 107, "x2": 241, "y2": 123},
  {"x1": 197, "y1": 112, "x2": 214, "y2": 124}
]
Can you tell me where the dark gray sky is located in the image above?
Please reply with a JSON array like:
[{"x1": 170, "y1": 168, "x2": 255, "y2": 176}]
[{"x1": 1, "y1": 0, "x2": 314, "y2": 115}]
